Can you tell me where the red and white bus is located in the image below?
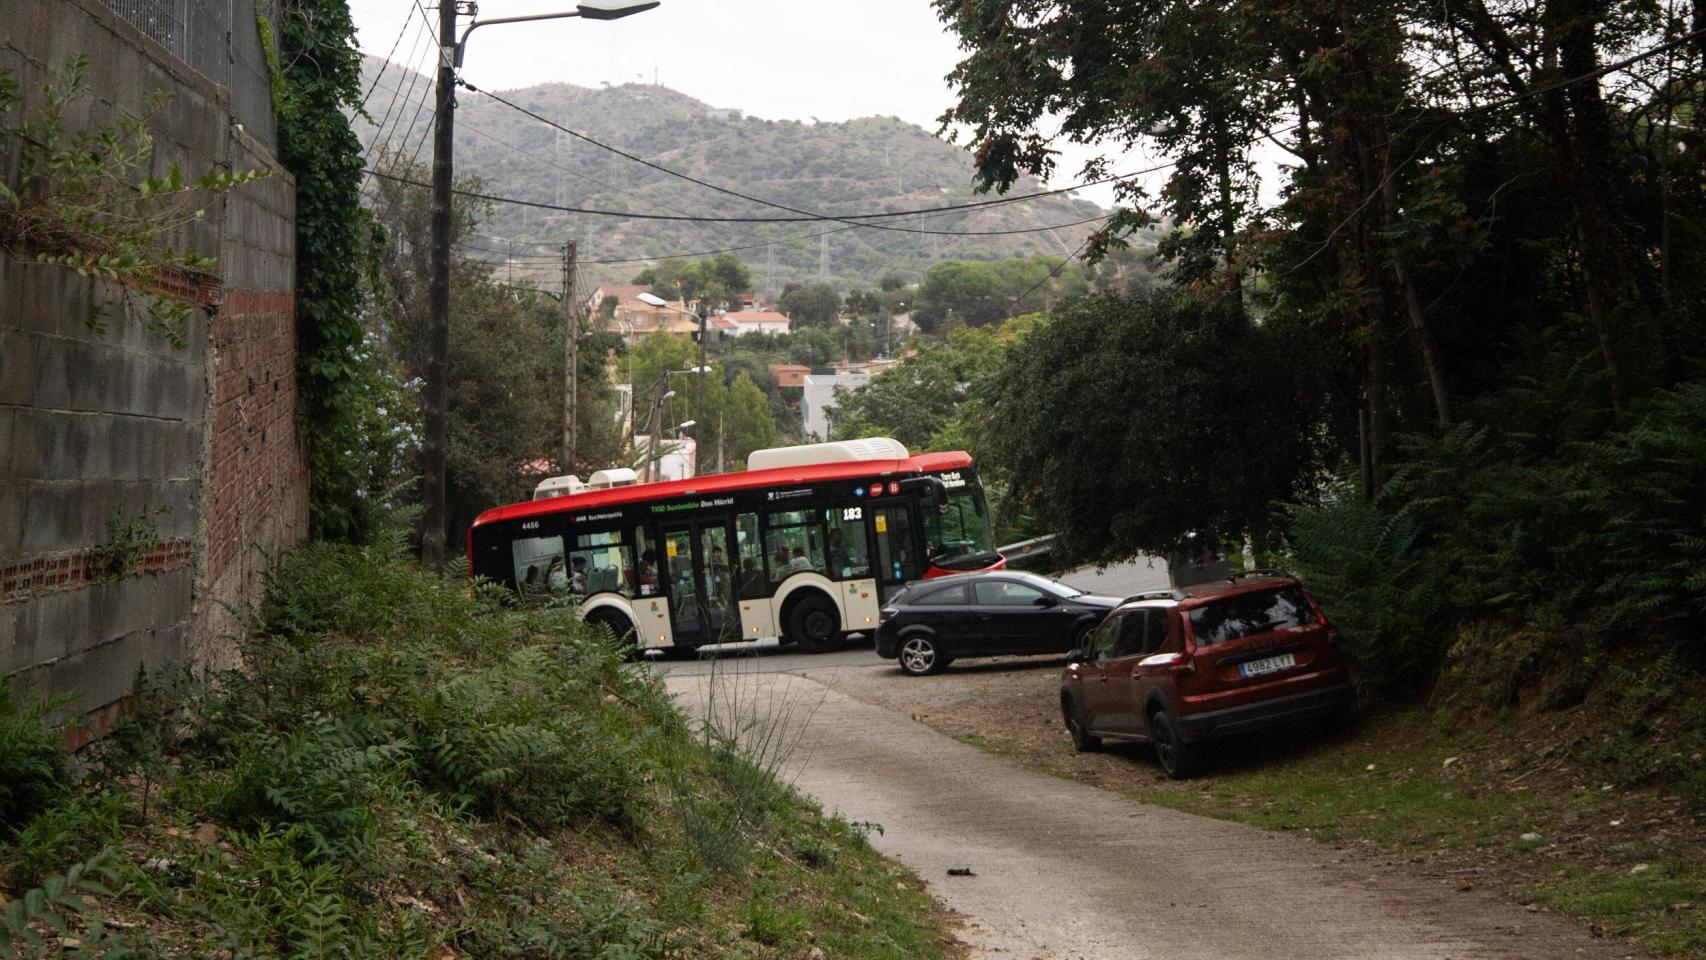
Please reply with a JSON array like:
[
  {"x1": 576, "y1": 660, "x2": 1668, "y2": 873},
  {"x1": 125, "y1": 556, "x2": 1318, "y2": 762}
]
[{"x1": 467, "y1": 438, "x2": 1003, "y2": 653}]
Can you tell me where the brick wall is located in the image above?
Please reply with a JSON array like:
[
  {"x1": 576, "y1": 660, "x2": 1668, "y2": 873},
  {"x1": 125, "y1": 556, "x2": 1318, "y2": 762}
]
[{"x1": 1, "y1": 0, "x2": 305, "y2": 724}]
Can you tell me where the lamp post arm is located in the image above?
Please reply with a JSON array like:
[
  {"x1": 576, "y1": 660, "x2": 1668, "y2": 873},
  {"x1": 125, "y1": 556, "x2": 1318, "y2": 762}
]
[{"x1": 456, "y1": 11, "x2": 583, "y2": 65}]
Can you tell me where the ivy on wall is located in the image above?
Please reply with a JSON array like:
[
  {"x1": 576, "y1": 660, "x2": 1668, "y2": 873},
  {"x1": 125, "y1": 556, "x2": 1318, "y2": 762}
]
[{"x1": 259, "y1": 2, "x2": 388, "y2": 542}]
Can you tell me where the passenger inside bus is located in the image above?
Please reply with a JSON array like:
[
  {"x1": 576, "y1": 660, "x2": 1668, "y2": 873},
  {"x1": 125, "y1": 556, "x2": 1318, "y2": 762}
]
[
  {"x1": 546, "y1": 557, "x2": 568, "y2": 593},
  {"x1": 636, "y1": 549, "x2": 658, "y2": 595},
  {"x1": 740, "y1": 558, "x2": 764, "y2": 597},
  {"x1": 569, "y1": 556, "x2": 587, "y2": 594},
  {"x1": 827, "y1": 528, "x2": 844, "y2": 567},
  {"x1": 709, "y1": 545, "x2": 729, "y2": 589},
  {"x1": 785, "y1": 547, "x2": 816, "y2": 574}
]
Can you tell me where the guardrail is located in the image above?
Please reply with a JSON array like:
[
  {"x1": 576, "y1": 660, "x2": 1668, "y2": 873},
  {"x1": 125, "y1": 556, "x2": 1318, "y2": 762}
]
[{"x1": 997, "y1": 533, "x2": 1057, "y2": 561}]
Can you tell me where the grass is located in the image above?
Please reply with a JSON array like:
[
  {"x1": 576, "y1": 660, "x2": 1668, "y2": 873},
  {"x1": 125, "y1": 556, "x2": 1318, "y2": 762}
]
[
  {"x1": 1531, "y1": 866, "x2": 1706, "y2": 955},
  {"x1": 952, "y1": 732, "x2": 1028, "y2": 760},
  {"x1": 0, "y1": 537, "x2": 957, "y2": 960}
]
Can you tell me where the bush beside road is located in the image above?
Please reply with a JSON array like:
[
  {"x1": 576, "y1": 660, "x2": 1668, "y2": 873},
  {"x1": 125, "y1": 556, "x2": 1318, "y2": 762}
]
[{"x1": 0, "y1": 542, "x2": 957, "y2": 960}]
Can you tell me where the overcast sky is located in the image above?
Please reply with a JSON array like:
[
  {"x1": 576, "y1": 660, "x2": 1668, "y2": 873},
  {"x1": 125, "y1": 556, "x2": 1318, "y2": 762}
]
[{"x1": 348, "y1": 0, "x2": 1155, "y2": 208}]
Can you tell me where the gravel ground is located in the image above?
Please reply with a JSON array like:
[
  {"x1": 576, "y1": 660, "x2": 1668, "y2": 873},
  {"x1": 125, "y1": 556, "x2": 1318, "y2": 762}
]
[{"x1": 665, "y1": 652, "x2": 1649, "y2": 960}]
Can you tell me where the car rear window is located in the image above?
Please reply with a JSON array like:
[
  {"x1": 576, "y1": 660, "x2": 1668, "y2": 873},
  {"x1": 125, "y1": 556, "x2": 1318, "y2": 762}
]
[{"x1": 1188, "y1": 587, "x2": 1315, "y2": 645}]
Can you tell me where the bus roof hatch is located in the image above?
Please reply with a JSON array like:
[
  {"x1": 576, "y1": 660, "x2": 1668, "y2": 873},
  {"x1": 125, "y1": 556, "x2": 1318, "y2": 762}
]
[{"x1": 746, "y1": 437, "x2": 910, "y2": 471}]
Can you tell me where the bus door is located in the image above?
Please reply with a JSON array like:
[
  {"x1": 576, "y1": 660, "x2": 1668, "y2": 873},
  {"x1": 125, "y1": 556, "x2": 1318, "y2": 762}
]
[
  {"x1": 868, "y1": 503, "x2": 921, "y2": 603},
  {"x1": 659, "y1": 519, "x2": 740, "y2": 646}
]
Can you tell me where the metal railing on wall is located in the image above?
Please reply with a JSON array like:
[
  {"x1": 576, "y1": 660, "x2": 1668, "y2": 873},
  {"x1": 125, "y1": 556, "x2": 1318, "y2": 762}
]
[{"x1": 100, "y1": 0, "x2": 187, "y2": 58}]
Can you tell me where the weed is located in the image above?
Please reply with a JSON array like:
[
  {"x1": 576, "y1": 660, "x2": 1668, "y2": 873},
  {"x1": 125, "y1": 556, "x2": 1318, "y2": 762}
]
[
  {"x1": 739, "y1": 887, "x2": 806, "y2": 947},
  {"x1": 91, "y1": 507, "x2": 165, "y2": 581}
]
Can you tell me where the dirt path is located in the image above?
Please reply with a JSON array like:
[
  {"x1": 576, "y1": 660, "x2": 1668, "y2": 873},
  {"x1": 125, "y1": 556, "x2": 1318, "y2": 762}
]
[{"x1": 667, "y1": 666, "x2": 1645, "y2": 960}]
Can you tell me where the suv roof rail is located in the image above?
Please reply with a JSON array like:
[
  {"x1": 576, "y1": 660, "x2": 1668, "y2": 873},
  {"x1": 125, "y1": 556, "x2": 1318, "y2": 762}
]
[
  {"x1": 1124, "y1": 589, "x2": 1186, "y2": 603},
  {"x1": 1227, "y1": 568, "x2": 1292, "y2": 581}
]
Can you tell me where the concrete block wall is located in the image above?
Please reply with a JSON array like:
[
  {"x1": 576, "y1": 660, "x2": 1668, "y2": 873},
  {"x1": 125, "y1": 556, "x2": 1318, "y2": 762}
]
[{"x1": 1, "y1": 0, "x2": 305, "y2": 728}]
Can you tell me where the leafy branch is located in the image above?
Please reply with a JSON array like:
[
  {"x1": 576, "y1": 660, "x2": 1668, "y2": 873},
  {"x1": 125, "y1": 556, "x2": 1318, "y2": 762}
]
[{"x1": 0, "y1": 57, "x2": 267, "y2": 347}]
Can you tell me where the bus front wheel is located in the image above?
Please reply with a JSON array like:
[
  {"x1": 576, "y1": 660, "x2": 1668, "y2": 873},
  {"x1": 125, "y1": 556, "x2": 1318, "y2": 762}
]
[
  {"x1": 585, "y1": 610, "x2": 637, "y2": 655},
  {"x1": 788, "y1": 596, "x2": 841, "y2": 654}
]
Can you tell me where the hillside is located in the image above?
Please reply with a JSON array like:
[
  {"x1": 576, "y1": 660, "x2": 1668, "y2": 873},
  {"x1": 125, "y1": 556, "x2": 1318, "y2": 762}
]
[{"x1": 355, "y1": 60, "x2": 1113, "y2": 292}]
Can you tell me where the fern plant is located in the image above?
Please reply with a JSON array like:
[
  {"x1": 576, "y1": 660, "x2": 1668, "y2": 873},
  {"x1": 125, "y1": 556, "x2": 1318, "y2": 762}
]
[
  {"x1": 0, "y1": 852, "x2": 118, "y2": 960},
  {"x1": 0, "y1": 682, "x2": 69, "y2": 834}
]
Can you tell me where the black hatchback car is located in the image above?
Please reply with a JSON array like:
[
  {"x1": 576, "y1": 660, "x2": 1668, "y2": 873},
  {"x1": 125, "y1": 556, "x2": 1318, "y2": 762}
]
[{"x1": 874, "y1": 572, "x2": 1122, "y2": 675}]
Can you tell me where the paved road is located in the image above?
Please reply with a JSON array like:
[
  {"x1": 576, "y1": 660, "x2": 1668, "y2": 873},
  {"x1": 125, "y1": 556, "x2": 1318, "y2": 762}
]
[{"x1": 660, "y1": 636, "x2": 1640, "y2": 959}]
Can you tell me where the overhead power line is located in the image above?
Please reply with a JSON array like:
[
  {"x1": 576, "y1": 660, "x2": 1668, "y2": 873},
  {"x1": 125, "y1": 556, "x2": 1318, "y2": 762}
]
[
  {"x1": 357, "y1": 13, "x2": 414, "y2": 111},
  {"x1": 460, "y1": 80, "x2": 1142, "y2": 223},
  {"x1": 364, "y1": 168, "x2": 1114, "y2": 235}
]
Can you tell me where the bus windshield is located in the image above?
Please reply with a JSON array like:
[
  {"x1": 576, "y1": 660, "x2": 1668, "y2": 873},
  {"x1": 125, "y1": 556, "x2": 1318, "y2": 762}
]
[{"x1": 923, "y1": 473, "x2": 997, "y2": 570}]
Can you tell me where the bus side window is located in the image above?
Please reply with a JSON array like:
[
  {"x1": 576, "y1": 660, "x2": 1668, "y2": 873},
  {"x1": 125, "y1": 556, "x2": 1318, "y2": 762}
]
[
  {"x1": 764, "y1": 510, "x2": 827, "y2": 581},
  {"x1": 512, "y1": 535, "x2": 564, "y2": 596},
  {"x1": 735, "y1": 512, "x2": 766, "y2": 599},
  {"x1": 825, "y1": 505, "x2": 871, "y2": 579},
  {"x1": 631, "y1": 525, "x2": 659, "y2": 596}
]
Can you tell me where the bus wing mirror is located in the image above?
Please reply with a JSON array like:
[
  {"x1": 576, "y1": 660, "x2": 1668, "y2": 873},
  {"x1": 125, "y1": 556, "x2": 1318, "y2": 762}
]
[{"x1": 898, "y1": 476, "x2": 951, "y2": 512}]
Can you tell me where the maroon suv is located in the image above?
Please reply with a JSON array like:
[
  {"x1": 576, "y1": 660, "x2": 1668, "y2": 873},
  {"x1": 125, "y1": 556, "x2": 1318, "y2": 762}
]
[{"x1": 1058, "y1": 572, "x2": 1352, "y2": 778}]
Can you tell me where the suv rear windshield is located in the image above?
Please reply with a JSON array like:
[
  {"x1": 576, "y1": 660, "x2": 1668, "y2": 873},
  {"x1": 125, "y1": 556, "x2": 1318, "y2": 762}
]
[{"x1": 1188, "y1": 586, "x2": 1315, "y2": 645}]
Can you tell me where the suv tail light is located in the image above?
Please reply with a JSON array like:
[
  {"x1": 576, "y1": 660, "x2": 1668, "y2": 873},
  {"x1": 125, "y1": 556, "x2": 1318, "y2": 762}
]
[{"x1": 1314, "y1": 609, "x2": 1340, "y2": 647}]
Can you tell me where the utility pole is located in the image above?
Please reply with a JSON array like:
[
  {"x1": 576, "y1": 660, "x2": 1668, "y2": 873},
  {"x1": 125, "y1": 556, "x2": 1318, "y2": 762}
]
[
  {"x1": 563, "y1": 240, "x2": 579, "y2": 471},
  {"x1": 419, "y1": 0, "x2": 659, "y2": 568},
  {"x1": 420, "y1": 0, "x2": 459, "y2": 571},
  {"x1": 695, "y1": 301, "x2": 707, "y2": 458}
]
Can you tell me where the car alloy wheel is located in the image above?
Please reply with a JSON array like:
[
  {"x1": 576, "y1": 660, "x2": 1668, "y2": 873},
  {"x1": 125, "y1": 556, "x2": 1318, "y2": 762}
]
[
  {"x1": 898, "y1": 636, "x2": 942, "y2": 676},
  {"x1": 1150, "y1": 708, "x2": 1196, "y2": 779}
]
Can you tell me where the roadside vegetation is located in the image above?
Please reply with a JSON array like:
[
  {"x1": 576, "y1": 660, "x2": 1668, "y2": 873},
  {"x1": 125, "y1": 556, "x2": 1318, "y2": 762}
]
[
  {"x1": 0, "y1": 538, "x2": 954, "y2": 959},
  {"x1": 929, "y1": 670, "x2": 1705, "y2": 956},
  {"x1": 806, "y1": 5, "x2": 1706, "y2": 953}
]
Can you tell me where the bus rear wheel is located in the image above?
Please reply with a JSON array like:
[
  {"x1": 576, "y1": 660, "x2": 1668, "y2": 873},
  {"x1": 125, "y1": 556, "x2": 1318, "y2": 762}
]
[{"x1": 788, "y1": 596, "x2": 841, "y2": 654}]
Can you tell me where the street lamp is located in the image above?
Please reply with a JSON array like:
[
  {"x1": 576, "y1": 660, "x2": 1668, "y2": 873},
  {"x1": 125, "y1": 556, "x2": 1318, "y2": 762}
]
[
  {"x1": 641, "y1": 369, "x2": 706, "y2": 481},
  {"x1": 454, "y1": 3, "x2": 662, "y2": 66},
  {"x1": 419, "y1": 0, "x2": 661, "y2": 571}
]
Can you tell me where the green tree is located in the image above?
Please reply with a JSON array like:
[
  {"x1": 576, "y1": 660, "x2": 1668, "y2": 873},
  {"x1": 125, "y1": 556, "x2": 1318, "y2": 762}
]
[
  {"x1": 778, "y1": 281, "x2": 840, "y2": 326},
  {"x1": 723, "y1": 372, "x2": 777, "y2": 467},
  {"x1": 910, "y1": 257, "x2": 1070, "y2": 332},
  {"x1": 831, "y1": 320, "x2": 1033, "y2": 454},
  {"x1": 974, "y1": 293, "x2": 1324, "y2": 563},
  {"x1": 628, "y1": 331, "x2": 698, "y2": 438},
  {"x1": 787, "y1": 327, "x2": 840, "y2": 367},
  {"x1": 634, "y1": 253, "x2": 753, "y2": 308}
]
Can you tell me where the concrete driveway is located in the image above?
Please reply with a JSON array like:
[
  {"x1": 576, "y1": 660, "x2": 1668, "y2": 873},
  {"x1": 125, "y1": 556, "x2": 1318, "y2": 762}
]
[{"x1": 663, "y1": 653, "x2": 1642, "y2": 960}]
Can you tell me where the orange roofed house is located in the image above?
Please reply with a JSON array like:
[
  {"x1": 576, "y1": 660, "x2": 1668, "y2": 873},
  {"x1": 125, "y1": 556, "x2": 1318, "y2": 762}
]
[{"x1": 768, "y1": 364, "x2": 810, "y2": 388}]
